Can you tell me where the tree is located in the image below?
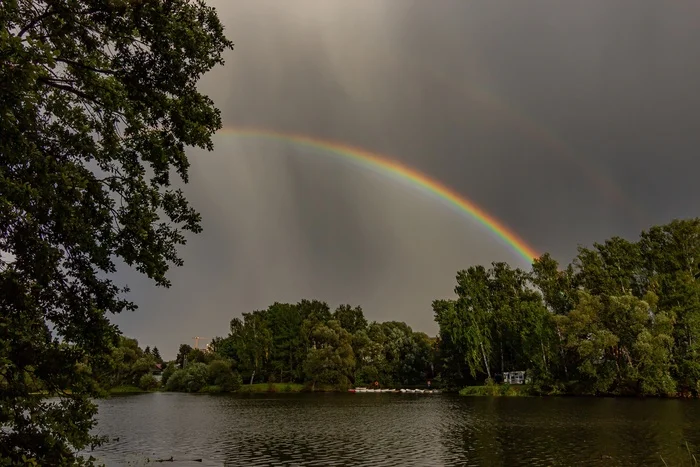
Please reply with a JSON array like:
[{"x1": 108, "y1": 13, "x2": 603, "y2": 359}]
[
  {"x1": 454, "y1": 266, "x2": 494, "y2": 380},
  {"x1": 268, "y1": 302, "x2": 303, "y2": 382},
  {"x1": 433, "y1": 299, "x2": 468, "y2": 387},
  {"x1": 161, "y1": 362, "x2": 177, "y2": 388},
  {"x1": 333, "y1": 304, "x2": 368, "y2": 334},
  {"x1": 0, "y1": 0, "x2": 233, "y2": 464},
  {"x1": 207, "y1": 360, "x2": 241, "y2": 392},
  {"x1": 303, "y1": 320, "x2": 355, "y2": 390},
  {"x1": 138, "y1": 374, "x2": 159, "y2": 391},
  {"x1": 531, "y1": 253, "x2": 576, "y2": 315},
  {"x1": 640, "y1": 219, "x2": 700, "y2": 394},
  {"x1": 152, "y1": 346, "x2": 162, "y2": 363},
  {"x1": 176, "y1": 344, "x2": 194, "y2": 369}
]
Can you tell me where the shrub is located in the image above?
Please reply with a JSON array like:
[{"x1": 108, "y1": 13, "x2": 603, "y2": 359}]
[
  {"x1": 139, "y1": 374, "x2": 159, "y2": 391},
  {"x1": 165, "y1": 364, "x2": 209, "y2": 393},
  {"x1": 184, "y1": 363, "x2": 209, "y2": 393},
  {"x1": 166, "y1": 369, "x2": 187, "y2": 392},
  {"x1": 207, "y1": 360, "x2": 241, "y2": 392},
  {"x1": 231, "y1": 371, "x2": 243, "y2": 392},
  {"x1": 161, "y1": 363, "x2": 177, "y2": 387},
  {"x1": 355, "y1": 366, "x2": 379, "y2": 386}
]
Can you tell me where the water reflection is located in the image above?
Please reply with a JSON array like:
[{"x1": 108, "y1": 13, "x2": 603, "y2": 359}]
[{"x1": 91, "y1": 393, "x2": 700, "y2": 466}]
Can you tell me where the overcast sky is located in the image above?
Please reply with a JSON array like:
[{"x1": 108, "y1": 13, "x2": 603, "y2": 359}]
[{"x1": 113, "y1": 0, "x2": 700, "y2": 358}]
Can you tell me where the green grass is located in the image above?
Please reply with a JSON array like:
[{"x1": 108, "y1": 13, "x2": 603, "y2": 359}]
[
  {"x1": 459, "y1": 384, "x2": 532, "y2": 397},
  {"x1": 32, "y1": 386, "x2": 154, "y2": 396},
  {"x1": 109, "y1": 385, "x2": 152, "y2": 394},
  {"x1": 199, "y1": 385, "x2": 226, "y2": 393},
  {"x1": 238, "y1": 383, "x2": 305, "y2": 393},
  {"x1": 29, "y1": 390, "x2": 68, "y2": 396}
]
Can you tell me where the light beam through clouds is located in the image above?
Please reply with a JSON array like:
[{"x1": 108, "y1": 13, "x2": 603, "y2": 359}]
[{"x1": 114, "y1": 0, "x2": 700, "y2": 357}]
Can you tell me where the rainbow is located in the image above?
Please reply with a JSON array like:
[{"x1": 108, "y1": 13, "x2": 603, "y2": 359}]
[{"x1": 216, "y1": 127, "x2": 539, "y2": 264}]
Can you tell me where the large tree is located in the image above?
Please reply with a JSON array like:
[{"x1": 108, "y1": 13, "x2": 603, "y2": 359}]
[{"x1": 0, "y1": 0, "x2": 233, "y2": 464}]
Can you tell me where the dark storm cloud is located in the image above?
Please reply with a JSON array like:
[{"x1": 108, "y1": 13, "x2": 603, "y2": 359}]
[{"x1": 113, "y1": 0, "x2": 700, "y2": 357}]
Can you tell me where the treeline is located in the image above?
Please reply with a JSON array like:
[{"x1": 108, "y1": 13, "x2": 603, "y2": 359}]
[
  {"x1": 87, "y1": 337, "x2": 243, "y2": 393},
  {"x1": 436, "y1": 218, "x2": 700, "y2": 397},
  {"x1": 92, "y1": 337, "x2": 164, "y2": 391},
  {"x1": 163, "y1": 345, "x2": 242, "y2": 393},
  {"x1": 104, "y1": 218, "x2": 700, "y2": 397},
  {"x1": 208, "y1": 301, "x2": 436, "y2": 390},
  {"x1": 95, "y1": 304, "x2": 436, "y2": 393}
]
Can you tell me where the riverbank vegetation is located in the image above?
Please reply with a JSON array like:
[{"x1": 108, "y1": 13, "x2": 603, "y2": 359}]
[
  {"x1": 190, "y1": 218, "x2": 700, "y2": 398},
  {"x1": 96, "y1": 219, "x2": 700, "y2": 400},
  {"x1": 459, "y1": 383, "x2": 532, "y2": 397},
  {"x1": 207, "y1": 301, "x2": 437, "y2": 391},
  {"x1": 436, "y1": 218, "x2": 700, "y2": 398}
]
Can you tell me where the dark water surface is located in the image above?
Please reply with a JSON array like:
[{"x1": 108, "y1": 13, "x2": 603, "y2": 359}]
[{"x1": 90, "y1": 393, "x2": 700, "y2": 466}]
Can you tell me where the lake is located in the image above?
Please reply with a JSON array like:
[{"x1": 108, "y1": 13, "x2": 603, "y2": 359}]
[{"x1": 90, "y1": 393, "x2": 700, "y2": 466}]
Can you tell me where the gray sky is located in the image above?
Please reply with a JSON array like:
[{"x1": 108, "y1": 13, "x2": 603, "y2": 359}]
[{"x1": 114, "y1": 0, "x2": 700, "y2": 358}]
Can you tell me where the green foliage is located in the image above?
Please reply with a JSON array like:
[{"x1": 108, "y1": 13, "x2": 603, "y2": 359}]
[
  {"x1": 237, "y1": 382, "x2": 305, "y2": 393},
  {"x1": 207, "y1": 360, "x2": 241, "y2": 392},
  {"x1": 152, "y1": 347, "x2": 162, "y2": 364},
  {"x1": 459, "y1": 383, "x2": 530, "y2": 397},
  {"x1": 165, "y1": 362, "x2": 208, "y2": 393},
  {"x1": 212, "y1": 301, "x2": 437, "y2": 390},
  {"x1": 0, "y1": 0, "x2": 232, "y2": 462},
  {"x1": 160, "y1": 362, "x2": 177, "y2": 387},
  {"x1": 333, "y1": 304, "x2": 368, "y2": 334},
  {"x1": 91, "y1": 336, "x2": 159, "y2": 389},
  {"x1": 166, "y1": 217, "x2": 700, "y2": 399},
  {"x1": 303, "y1": 320, "x2": 355, "y2": 390},
  {"x1": 163, "y1": 359, "x2": 243, "y2": 393},
  {"x1": 109, "y1": 386, "x2": 145, "y2": 394},
  {"x1": 138, "y1": 374, "x2": 159, "y2": 391},
  {"x1": 438, "y1": 218, "x2": 700, "y2": 398}
]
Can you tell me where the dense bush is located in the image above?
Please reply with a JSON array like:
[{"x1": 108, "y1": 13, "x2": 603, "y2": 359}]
[
  {"x1": 161, "y1": 363, "x2": 177, "y2": 387},
  {"x1": 355, "y1": 365, "x2": 379, "y2": 386},
  {"x1": 164, "y1": 360, "x2": 242, "y2": 393},
  {"x1": 165, "y1": 363, "x2": 209, "y2": 393},
  {"x1": 139, "y1": 374, "x2": 160, "y2": 391},
  {"x1": 208, "y1": 360, "x2": 241, "y2": 392}
]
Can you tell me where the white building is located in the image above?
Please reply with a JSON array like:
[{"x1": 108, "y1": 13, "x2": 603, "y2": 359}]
[{"x1": 502, "y1": 371, "x2": 526, "y2": 385}]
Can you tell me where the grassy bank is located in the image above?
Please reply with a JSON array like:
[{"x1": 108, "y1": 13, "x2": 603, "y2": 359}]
[
  {"x1": 457, "y1": 384, "x2": 697, "y2": 398},
  {"x1": 109, "y1": 386, "x2": 157, "y2": 394},
  {"x1": 459, "y1": 384, "x2": 533, "y2": 397},
  {"x1": 29, "y1": 386, "x2": 155, "y2": 396},
  {"x1": 237, "y1": 383, "x2": 306, "y2": 393}
]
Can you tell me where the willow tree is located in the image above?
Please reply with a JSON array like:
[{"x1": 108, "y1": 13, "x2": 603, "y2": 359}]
[
  {"x1": 0, "y1": 0, "x2": 233, "y2": 464},
  {"x1": 454, "y1": 266, "x2": 494, "y2": 380}
]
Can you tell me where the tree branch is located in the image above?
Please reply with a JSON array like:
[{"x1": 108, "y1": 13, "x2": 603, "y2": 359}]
[
  {"x1": 56, "y1": 58, "x2": 117, "y2": 76},
  {"x1": 18, "y1": 6, "x2": 58, "y2": 37},
  {"x1": 37, "y1": 77, "x2": 93, "y2": 102}
]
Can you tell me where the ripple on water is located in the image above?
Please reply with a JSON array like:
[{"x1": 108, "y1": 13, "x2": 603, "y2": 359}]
[{"x1": 90, "y1": 393, "x2": 700, "y2": 466}]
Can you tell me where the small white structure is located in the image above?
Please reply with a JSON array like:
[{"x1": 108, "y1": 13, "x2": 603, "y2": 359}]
[{"x1": 502, "y1": 371, "x2": 526, "y2": 385}]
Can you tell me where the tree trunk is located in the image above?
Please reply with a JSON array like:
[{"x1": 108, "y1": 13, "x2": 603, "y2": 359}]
[
  {"x1": 500, "y1": 341, "x2": 504, "y2": 374},
  {"x1": 480, "y1": 342, "x2": 492, "y2": 380},
  {"x1": 556, "y1": 326, "x2": 568, "y2": 378},
  {"x1": 541, "y1": 339, "x2": 548, "y2": 372}
]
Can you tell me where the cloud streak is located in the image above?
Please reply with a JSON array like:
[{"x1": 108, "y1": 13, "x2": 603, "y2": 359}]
[{"x1": 114, "y1": 0, "x2": 700, "y2": 357}]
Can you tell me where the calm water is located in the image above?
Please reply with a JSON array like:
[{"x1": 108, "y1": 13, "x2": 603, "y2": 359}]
[{"x1": 89, "y1": 393, "x2": 700, "y2": 466}]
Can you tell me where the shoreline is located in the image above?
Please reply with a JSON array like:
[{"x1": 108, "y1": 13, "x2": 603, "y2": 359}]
[
  {"x1": 459, "y1": 385, "x2": 700, "y2": 399},
  {"x1": 33, "y1": 384, "x2": 699, "y2": 399}
]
